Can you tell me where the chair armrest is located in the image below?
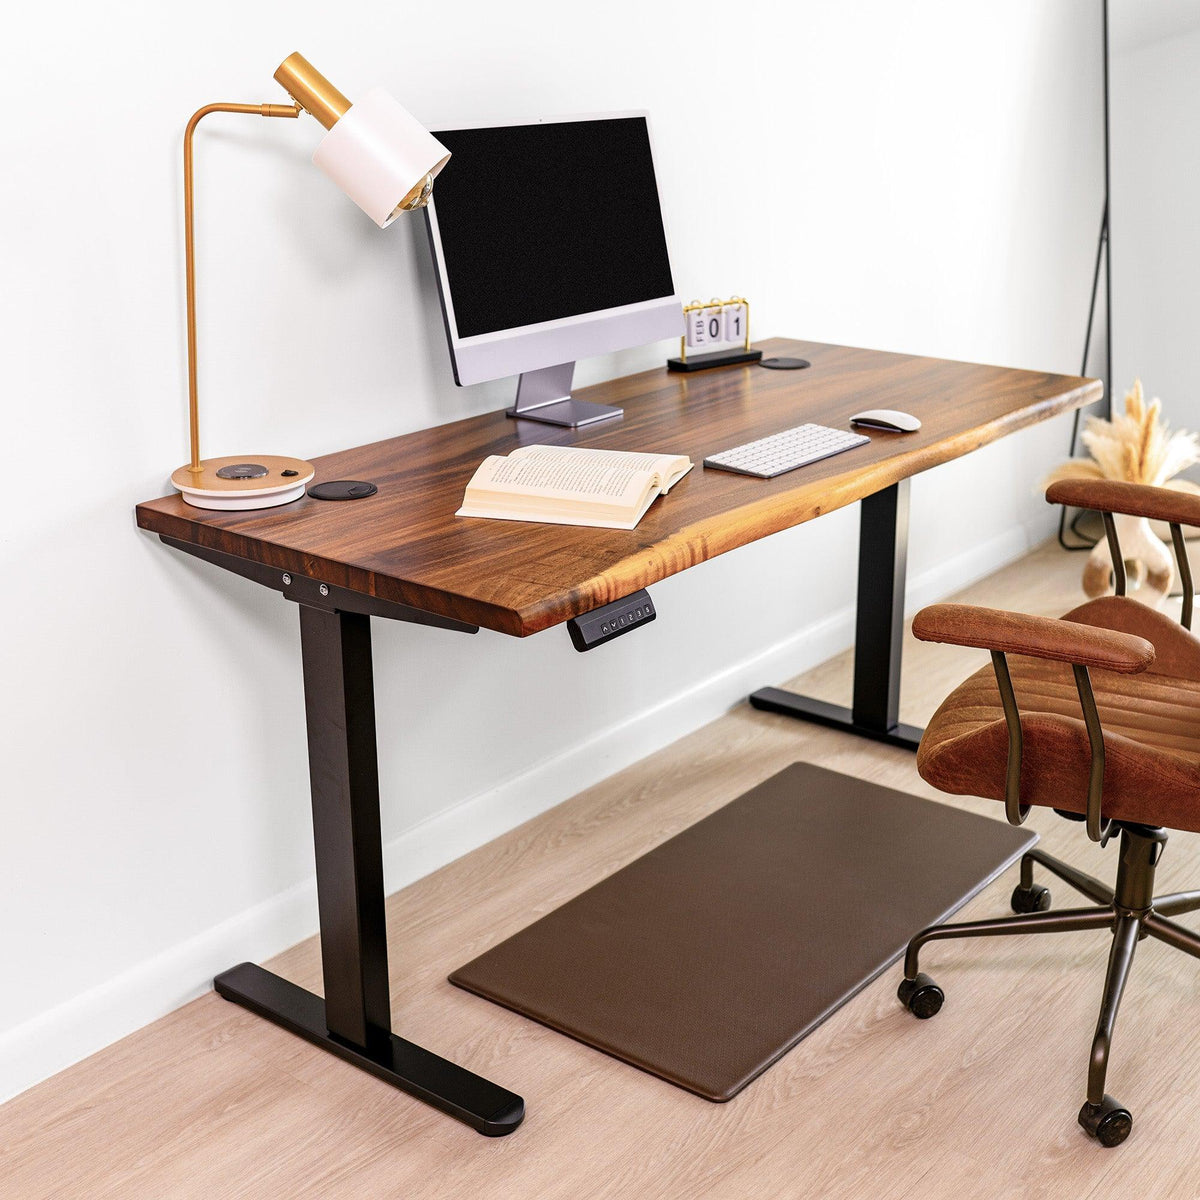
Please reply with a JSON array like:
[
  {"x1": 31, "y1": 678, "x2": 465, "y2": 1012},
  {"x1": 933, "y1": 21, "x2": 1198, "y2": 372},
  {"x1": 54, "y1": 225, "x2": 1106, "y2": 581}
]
[
  {"x1": 1046, "y1": 478, "x2": 1200, "y2": 529},
  {"x1": 912, "y1": 604, "x2": 1155, "y2": 674}
]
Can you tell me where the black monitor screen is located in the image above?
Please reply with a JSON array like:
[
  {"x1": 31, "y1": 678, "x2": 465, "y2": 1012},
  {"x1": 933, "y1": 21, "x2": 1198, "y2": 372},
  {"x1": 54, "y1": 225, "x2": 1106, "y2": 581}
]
[{"x1": 429, "y1": 117, "x2": 675, "y2": 338}]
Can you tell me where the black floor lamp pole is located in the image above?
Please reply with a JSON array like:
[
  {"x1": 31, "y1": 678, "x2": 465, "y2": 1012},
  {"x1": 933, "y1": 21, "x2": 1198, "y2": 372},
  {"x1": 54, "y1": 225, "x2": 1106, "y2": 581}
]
[{"x1": 1058, "y1": 0, "x2": 1112, "y2": 552}]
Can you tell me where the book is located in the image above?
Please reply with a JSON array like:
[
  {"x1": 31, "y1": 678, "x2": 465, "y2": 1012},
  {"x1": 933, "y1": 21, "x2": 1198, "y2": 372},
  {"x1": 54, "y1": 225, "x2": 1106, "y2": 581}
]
[{"x1": 456, "y1": 444, "x2": 694, "y2": 530}]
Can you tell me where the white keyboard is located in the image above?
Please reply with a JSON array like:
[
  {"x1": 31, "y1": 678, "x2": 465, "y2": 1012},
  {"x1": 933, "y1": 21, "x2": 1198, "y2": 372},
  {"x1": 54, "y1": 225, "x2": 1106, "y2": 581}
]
[{"x1": 703, "y1": 423, "x2": 870, "y2": 479}]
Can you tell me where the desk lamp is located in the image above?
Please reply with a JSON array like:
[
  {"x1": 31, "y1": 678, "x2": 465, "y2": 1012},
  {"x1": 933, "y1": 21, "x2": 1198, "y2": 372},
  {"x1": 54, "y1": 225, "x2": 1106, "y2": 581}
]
[{"x1": 172, "y1": 53, "x2": 451, "y2": 509}]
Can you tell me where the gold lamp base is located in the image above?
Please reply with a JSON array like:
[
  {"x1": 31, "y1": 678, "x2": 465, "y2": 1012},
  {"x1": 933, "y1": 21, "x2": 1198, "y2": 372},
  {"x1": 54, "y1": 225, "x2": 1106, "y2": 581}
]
[{"x1": 171, "y1": 454, "x2": 315, "y2": 510}]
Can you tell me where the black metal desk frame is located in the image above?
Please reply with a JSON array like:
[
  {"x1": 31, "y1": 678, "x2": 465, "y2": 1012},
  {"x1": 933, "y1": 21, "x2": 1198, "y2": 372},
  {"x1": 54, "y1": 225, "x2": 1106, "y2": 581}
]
[
  {"x1": 750, "y1": 480, "x2": 923, "y2": 750},
  {"x1": 162, "y1": 537, "x2": 525, "y2": 1138},
  {"x1": 160, "y1": 479, "x2": 918, "y2": 1139}
]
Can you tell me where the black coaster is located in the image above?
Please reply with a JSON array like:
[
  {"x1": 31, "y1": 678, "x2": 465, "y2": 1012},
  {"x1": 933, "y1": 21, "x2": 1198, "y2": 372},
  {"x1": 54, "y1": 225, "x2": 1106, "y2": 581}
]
[
  {"x1": 759, "y1": 357, "x2": 811, "y2": 370},
  {"x1": 451, "y1": 763, "x2": 1034, "y2": 1102},
  {"x1": 308, "y1": 480, "x2": 378, "y2": 501}
]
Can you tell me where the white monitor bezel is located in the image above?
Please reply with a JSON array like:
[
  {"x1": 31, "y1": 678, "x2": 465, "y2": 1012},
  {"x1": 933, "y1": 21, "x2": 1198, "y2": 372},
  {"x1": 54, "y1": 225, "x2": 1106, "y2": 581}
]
[{"x1": 423, "y1": 110, "x2": 683, "y2": 387}]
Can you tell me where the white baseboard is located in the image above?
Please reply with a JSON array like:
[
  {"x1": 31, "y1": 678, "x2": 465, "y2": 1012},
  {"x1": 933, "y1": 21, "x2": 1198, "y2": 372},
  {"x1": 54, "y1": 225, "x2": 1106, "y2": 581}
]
[{"x1": 0, "y1": 519, "x2": 1043, "y2": 1105}]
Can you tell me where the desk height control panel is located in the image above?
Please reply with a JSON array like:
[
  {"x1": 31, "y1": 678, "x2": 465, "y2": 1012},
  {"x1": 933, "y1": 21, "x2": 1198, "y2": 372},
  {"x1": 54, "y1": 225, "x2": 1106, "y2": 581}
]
[{"x1": 568, "y1": 590, "x2": 656, "y2": 652}]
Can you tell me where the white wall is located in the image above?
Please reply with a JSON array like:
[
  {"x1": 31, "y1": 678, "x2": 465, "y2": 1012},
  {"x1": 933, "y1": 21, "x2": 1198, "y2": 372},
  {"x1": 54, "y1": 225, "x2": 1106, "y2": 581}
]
[
  {"x1": 1110, "y1": 16, "x2": 1200, "y2": 442},
  {"x1": 0, "y1": 0, "x2": 1103, "y2": 1100}
]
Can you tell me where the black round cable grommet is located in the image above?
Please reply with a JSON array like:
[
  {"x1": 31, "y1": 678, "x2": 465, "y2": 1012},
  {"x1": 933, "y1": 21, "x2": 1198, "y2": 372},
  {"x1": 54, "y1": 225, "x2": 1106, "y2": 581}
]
[
  {"x1": 758, "y1": 357, "x2": 811, "y2": 370},
  {"x1": 308, "y1": 480, "x2": 379, "y2": 501}
]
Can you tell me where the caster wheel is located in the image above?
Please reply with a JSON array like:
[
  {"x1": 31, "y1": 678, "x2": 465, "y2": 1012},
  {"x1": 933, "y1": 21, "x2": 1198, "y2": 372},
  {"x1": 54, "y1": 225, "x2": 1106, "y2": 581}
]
[
  {"x1": 1079, "y1": 1095, "x2": 1133, "y2": 1147},
  {"x1": 897, "y1": 972, "x2": 944, "y2": 1019},
  {"x1": 1011, "y1": 883, "x2": 1051, "y2": 913}
]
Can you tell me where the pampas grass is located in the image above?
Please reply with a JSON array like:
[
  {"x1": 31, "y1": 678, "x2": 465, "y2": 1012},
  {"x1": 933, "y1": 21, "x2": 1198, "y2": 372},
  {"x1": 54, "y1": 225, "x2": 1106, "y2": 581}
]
[
  {"x1": 1046, "y1": 380, "x2": 1200, "y2": 490},
  {"x1": 1046, "y1": 381, "x2": 1200, "y2": 602}
]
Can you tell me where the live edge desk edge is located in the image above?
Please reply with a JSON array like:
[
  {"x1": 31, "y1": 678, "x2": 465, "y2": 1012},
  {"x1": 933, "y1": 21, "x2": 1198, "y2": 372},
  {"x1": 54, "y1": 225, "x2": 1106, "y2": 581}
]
[{"x1": 134, "y1": 338, "x2": 1100, "y2": 1137}]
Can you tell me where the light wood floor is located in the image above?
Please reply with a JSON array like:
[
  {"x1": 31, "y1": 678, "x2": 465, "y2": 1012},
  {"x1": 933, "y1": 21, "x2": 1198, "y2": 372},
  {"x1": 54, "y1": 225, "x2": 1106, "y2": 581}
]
[{"x1": 7, "y1": 539, "x2": 1200, "y2": 1199}]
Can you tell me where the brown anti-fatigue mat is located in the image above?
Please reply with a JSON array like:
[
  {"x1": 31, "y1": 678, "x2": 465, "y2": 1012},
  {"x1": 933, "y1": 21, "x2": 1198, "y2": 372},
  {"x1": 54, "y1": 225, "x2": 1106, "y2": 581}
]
[{"x1": 450, "y1": 763, "x2": 1036, "y2": 1101}]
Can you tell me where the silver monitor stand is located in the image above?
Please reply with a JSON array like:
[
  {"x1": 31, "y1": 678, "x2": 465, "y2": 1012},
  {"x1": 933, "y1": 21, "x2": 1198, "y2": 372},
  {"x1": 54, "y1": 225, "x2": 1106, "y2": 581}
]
[{"x1": 506, "y1": 361, "x2": 623, "y2": 427}]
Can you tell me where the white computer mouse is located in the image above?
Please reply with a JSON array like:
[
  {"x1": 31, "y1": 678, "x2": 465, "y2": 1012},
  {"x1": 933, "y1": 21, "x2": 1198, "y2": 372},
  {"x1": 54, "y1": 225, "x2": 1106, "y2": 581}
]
[{"x1": 850, "y1": 409, "x2": 922, "y2": 433}]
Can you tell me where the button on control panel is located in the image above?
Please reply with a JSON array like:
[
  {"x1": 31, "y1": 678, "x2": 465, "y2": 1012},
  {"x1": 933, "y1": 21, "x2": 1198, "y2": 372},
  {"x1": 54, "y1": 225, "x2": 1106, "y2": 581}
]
[{"x1": 567, "y1": 589, "x2": 656, "y2": 652}]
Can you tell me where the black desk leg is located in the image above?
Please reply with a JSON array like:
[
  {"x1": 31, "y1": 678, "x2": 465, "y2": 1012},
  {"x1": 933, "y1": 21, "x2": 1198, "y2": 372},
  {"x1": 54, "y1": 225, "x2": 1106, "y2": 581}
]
[
  {"x1": 750, "y1": 480, "x2": 924, "y2": 751},
  {"x1": 215, "y1": 605, "x2": 524, "y2": 1137}
]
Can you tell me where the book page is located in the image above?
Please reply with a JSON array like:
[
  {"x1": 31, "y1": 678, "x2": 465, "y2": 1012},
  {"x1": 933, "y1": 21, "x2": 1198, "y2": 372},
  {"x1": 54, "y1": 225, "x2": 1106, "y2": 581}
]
[
  {"x1": 458, "y1": 445, "x2": 693, "y2": 528},
  {"x1": 475, "y1": 446, "x2": 657, "y2": 507},
  {"x1": 506, "y1": 445, "x2": 691, "y2": 494}
]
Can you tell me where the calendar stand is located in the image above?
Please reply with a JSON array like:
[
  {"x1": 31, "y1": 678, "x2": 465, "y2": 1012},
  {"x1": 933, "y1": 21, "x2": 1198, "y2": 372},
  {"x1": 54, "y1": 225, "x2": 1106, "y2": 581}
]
[
  {"x1": 667, "y1": 296, "x2": 762, "y2": 373},
  {"x1": 667, "y1": 346, "x2": 762, "y2": 373}
]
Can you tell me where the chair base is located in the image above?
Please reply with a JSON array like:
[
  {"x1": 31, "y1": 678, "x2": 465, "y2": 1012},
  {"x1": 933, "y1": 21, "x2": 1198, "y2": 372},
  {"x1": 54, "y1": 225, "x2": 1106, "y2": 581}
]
[{"x1": 898, "y1": 822, "x2": 1200, "y2": 1148}]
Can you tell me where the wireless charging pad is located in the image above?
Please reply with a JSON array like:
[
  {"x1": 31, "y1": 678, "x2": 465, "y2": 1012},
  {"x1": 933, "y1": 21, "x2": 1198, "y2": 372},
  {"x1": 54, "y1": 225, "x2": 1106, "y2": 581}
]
[{"x1": 759, "y1": 357, "x2": 811, "y2": 370}]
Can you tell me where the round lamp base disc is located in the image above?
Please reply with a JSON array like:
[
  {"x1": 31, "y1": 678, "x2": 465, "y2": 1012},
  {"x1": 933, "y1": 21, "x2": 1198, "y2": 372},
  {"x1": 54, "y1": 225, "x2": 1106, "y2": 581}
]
[
  {"x1": 178, "y1": 482, "x2": 309, "y2": 511},
  {"x1": 172, "y1": 455, "x2": 315, "y2": 511}
]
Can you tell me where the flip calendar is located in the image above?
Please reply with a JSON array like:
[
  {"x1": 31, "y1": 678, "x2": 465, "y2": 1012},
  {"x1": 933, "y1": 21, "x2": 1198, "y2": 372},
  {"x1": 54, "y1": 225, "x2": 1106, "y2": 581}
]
[{"x1": 667, "y1": 296, "x2": 763, "y2": 373}]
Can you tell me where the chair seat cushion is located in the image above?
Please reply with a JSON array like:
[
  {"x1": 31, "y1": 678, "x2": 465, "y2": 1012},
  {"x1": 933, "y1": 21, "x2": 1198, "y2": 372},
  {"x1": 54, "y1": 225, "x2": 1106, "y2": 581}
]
[{"x1": 917, "y1": 596, "x2": 1200, "y2": 832}]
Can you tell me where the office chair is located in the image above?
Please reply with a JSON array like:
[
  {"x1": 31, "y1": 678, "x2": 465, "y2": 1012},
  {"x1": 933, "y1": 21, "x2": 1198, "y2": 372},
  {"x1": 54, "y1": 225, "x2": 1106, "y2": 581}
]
[{"x1": 897, "y1": 478, "x2": 1200, "y2": 1147}]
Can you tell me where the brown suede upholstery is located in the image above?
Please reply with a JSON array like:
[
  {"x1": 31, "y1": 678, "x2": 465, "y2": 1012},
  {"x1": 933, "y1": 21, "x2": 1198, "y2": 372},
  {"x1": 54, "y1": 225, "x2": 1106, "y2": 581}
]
[
  {"x1": 1046, "y1": 478, "x2": 1200, "y2": 528},
  {"x1": 917, "y1": 597, "x2": 1200, "y2": 833}
]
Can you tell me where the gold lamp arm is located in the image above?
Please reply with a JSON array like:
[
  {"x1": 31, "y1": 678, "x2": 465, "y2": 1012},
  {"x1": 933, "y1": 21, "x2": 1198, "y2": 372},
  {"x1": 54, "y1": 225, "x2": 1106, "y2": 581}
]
[{"x1": 182, "y1": 102, "x2": 300, "y2": 474}]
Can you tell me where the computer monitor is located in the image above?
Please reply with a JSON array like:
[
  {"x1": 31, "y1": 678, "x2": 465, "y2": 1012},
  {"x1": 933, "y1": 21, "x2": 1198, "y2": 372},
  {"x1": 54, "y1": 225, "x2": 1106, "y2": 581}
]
[{"x1": 423, "y1": 113, "x2": 683, "y2": 427}]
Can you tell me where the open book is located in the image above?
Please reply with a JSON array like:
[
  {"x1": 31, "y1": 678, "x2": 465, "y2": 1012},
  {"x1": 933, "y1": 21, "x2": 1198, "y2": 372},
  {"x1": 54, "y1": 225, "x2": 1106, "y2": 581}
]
[{"x1": 456, "y1": 445, "x2": 694, "y2": 530}]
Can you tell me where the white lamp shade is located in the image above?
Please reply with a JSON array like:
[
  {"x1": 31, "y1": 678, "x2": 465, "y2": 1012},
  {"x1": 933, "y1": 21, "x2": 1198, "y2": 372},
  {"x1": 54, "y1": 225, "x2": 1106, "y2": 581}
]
[{"x1": 312, "y1": 87, "x2": 451, "y2": 228}]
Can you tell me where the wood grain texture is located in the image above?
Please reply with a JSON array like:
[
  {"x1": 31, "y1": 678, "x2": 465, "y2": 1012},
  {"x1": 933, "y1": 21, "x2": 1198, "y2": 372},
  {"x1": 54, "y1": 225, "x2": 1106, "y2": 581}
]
[
  {"x1": 135, "y1": 338, "x2": 1099, "y2": 636},
  {"x1": 9, "y1": 542, "x2": 1200, "y2": 1199}
]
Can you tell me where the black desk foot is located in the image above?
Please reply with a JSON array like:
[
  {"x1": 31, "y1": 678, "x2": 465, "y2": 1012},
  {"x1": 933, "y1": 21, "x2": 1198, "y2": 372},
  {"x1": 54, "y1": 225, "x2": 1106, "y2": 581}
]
[
  {"x1": 751, "y1": 481, "x2": 924, "y2": 753},
  {"x1": 749, "y1": 689, "x2": 923, "y2": 751},
  {"x1": 215, "y1": 963, "x2": 524, "y2": 1137}
]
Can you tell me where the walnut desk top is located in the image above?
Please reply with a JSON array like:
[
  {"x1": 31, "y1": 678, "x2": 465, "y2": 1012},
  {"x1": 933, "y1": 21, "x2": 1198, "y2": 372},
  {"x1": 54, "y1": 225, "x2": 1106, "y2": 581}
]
[{"x1": 135, "y1": 338, "x2": 1099, "y2": 637}]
